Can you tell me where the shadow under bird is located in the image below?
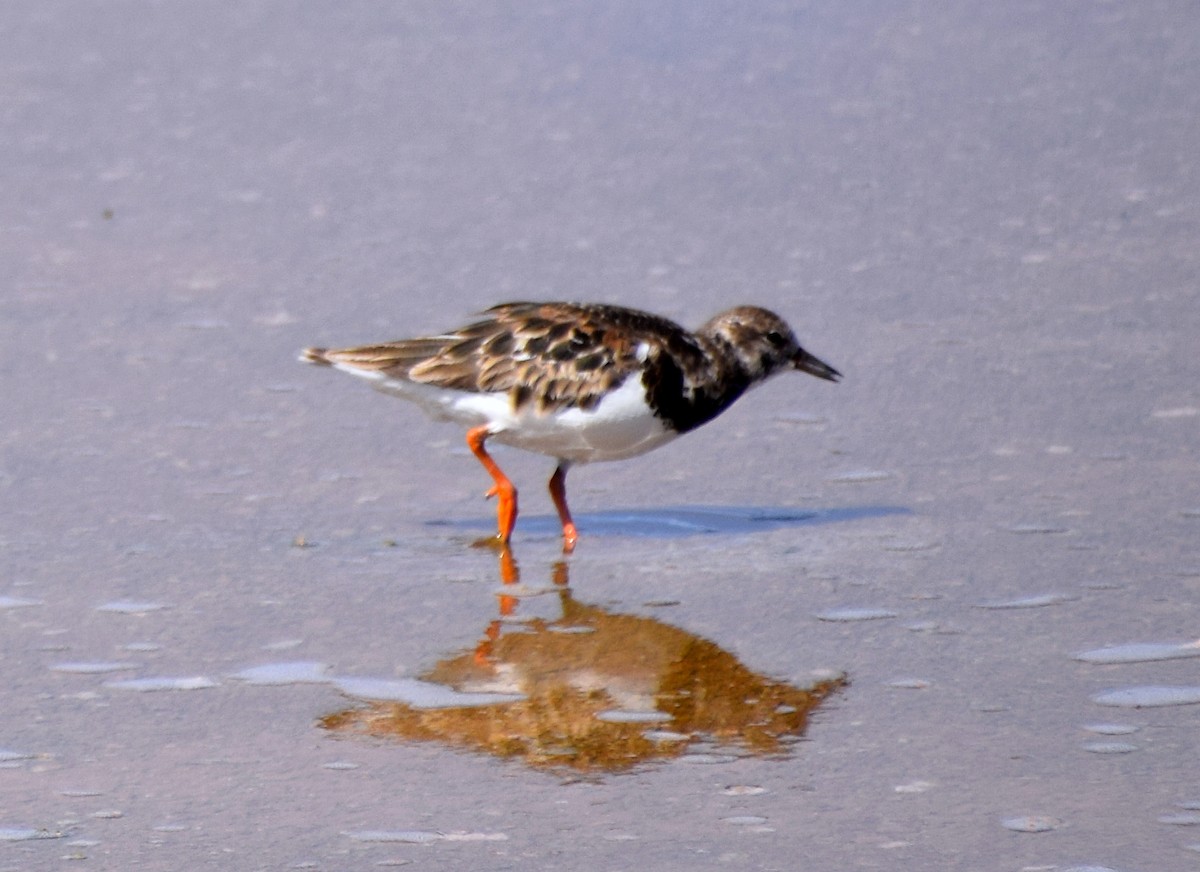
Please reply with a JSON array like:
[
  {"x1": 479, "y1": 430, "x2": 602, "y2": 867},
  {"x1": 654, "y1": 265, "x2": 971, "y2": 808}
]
[{"x1": 301, "y1": 301, "x2": 840, "y2": 550}]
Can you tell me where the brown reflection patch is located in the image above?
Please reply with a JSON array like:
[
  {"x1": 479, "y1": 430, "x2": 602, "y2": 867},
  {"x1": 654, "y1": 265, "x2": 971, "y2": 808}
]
[{"x1": 322, "y1": 551, "x2": 844, "y2": 774}]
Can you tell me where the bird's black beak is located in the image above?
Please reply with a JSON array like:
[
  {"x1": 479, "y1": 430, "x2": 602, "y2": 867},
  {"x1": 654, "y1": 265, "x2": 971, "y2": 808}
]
[{"x1": 793, "y1": 347, "x2": 841, "y2": 382}]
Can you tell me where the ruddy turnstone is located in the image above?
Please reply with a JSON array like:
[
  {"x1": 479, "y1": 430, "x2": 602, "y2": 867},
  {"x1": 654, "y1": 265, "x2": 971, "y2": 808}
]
[{"x1": 301, "y1": 301, "x2": 840, "y2": 550}]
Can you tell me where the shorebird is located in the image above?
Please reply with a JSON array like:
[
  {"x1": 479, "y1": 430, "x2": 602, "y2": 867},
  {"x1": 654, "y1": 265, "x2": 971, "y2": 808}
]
[{"x1": 302, "y1": 301, "x2": 840, "y2": 550}]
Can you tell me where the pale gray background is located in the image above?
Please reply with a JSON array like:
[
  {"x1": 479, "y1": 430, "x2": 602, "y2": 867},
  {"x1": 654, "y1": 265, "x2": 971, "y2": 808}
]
[{"x1": 3, "y1": 2, "x2": 1198, "y2": 869}]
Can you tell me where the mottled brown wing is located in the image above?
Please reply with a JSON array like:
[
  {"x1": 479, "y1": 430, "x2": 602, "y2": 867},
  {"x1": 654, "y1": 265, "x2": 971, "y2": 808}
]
[
  {"x1": 411, "y1": 302, "x2": 668, "y2": 412},
  {"x1": 315, "y1": 302, "x2": 705, "y2": 413},
  {"x1": 319, "y1": 302, "x2": 705, "y2": 415}
]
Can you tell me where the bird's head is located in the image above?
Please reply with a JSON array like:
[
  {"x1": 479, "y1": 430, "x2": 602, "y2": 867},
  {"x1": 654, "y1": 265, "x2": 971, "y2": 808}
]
[{"x1": 700, "y1": 306, "x2": 841, "y2": 383}]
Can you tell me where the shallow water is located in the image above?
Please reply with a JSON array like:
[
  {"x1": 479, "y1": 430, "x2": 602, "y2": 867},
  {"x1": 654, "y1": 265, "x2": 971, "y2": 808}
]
[{"x1": 3, "y1": 2, "x2": 1200, "y2": 870}]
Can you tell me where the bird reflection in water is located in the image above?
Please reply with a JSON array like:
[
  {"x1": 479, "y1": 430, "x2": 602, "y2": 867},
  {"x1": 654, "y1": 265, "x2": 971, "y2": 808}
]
[{"x1": 321, "y1": 548, "x2": 845, "y2": 774}]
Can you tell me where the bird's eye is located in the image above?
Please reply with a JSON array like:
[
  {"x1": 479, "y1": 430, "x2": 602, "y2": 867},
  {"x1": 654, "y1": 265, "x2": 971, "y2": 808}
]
[{"x1": 766, "y1": 331, "x2": 785, "y2": 347}]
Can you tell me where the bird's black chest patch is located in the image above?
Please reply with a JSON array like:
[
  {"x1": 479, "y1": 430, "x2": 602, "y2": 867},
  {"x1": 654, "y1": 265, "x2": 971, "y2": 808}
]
[{"x1": 642, "y1": 347, "x2": 749, "y2": 434}]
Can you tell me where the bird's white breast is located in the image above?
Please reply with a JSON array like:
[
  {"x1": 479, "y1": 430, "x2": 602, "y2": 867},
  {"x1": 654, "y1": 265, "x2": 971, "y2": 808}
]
[{"x1": 334, "y1": 364, "x2": 677, "y2": 464}]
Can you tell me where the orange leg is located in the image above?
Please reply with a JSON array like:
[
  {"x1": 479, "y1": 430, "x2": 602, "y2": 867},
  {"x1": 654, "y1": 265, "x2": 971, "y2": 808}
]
[
  {"x1": 466, "y1": 426, "x2": 518, "y2": 544},
  {"x1": 548, "y1": 463, "x2": 579, "y2": 553}
]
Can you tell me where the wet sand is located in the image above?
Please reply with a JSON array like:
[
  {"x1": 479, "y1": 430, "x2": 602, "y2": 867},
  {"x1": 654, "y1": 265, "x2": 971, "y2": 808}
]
[{"x1": 3, "y1": 3, "x2": 1199, "y2": 869}]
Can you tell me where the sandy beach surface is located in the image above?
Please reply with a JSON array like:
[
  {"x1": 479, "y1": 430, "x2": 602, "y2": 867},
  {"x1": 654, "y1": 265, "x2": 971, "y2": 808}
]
[{"x1": 3, "y1": 3, "x2": 1198, "y2": 869}]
